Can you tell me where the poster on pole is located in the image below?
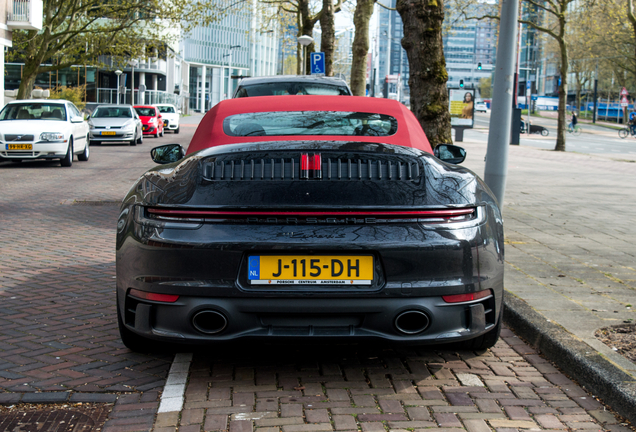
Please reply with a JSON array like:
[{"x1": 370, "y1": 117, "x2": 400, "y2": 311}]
[{"x1": 449, "y1": 88, "x2": 475, "y2": 127}]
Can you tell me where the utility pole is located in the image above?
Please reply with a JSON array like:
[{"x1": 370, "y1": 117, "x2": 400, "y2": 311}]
[
  {"x1": 593, "y1": 62, "x2": 598, "y2": 123},
  {"x1": 484, "y1": 0, "x2": 519, "y2": 208}
]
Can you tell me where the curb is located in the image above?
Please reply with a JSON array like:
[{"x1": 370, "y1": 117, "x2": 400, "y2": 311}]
[{"x1": 503, "y1": 291, "x2": 636, "y2": 425}]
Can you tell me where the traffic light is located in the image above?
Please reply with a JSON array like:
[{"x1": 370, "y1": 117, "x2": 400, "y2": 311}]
[
  {"x1": 477, "y1": 62, "x2": 482, "y2": 70},
  {"x1": 459, "y1": 79, "x2": 464, "y2": 88}
]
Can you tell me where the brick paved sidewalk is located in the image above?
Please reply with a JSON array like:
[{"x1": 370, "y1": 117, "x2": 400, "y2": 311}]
[
  {"x1": 461, "y1": 139, "x2": 636, "y2": 378},
  {"x1": 153, "y1": 332, "x2": 632, "y2": 432}
]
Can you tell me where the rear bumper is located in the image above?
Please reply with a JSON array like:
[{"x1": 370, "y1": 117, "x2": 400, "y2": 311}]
[{"x1": 118, "y1": 289, "x2": 502, "y2": 345}]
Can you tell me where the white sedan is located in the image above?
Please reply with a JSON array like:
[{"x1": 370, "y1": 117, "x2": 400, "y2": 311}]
[
  {"x1": 155, "y1": 104, "x2": 180, "y2": 134},
  {"x1": 0, "y1": 99, "x2": 90, "y2": 167},
  {"x1": 475, "y1": 102, "x2": 489, "y2": 112}
]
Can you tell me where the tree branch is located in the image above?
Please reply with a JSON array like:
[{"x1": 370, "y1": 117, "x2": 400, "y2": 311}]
[{"x1": 519, "y1": 19, "x2": 560, "y2": 40}]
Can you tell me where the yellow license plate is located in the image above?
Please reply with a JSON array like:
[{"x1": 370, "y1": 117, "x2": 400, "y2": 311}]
[
  {"x1": 101, "y1": 131, "x2": 116, "y2": 136},
  {"x1": 248, "y1": 255, "x2": 373, "y2": 285},
  {"x1": 7, "y1": 144, "x2": 32, "y2": 150}
]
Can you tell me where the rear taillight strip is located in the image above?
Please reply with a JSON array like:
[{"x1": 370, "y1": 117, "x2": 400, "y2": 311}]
[{"x1": 147, "y1": 208, "x2": 475, "y2": 219}]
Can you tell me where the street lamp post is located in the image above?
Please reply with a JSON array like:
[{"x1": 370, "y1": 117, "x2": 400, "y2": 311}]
[
  {"x1": 297, "y1": 35, "x2": 313, "y2": 75},
  {"x1": 130, "y1": 60, "x2": 138, "y2": 105},
  {"x1": 226, "y1": 45, "x2": 241, "y2": 99},
  {"x1": 115, "y1": 70, "x2": 122, "y2": 104}
]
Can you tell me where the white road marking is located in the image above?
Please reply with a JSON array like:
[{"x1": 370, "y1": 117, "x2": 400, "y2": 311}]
[{"x1": 158, "y1": 352, "x2": 193, "y2": 413}]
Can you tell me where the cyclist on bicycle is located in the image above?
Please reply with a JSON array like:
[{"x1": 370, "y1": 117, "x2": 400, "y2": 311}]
[
  {"x1": 569, "y1": 111, "x2": 578, "y2": 131},
  {"x1": 629, "y1": 112, "x2": 636, "y2": 135}
]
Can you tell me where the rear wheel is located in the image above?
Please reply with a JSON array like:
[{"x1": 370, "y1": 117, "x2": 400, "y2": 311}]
[
  {"x1": 541, "y1": 129, "x2": 549, "y2": 136},
  {"x1": 573, "y1": 126, "x2": 582, "y2": 136},
  {"x1": 78, "y1": 136, "x2": 90, "y2": 161},
  {"x1": 60, "y1": 140, "x2": 73, "y2": 167},
  {"x1": 619, "y1": 128, "x2": 629, "y2": 139}
]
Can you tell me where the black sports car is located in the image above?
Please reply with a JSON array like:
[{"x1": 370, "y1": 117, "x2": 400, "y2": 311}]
[{"x1": 116, "y1": 96, "x2": 504, "y2": 351}]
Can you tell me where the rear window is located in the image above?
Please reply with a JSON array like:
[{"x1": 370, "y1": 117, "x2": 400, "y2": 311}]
[
  {"x1": 235, "y1": 83, "x2": 351, "y2": 97},
  {"x1": 135, "y1": 107, "x2": 157, "y2": 117},
  {"x1": 223, "y1": 111, "x2": 397, "y2": 137}
]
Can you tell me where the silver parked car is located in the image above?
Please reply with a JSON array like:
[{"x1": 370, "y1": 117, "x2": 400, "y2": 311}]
[{"x1": 88, "y1": 105, "x2": 143, "y2": 146}]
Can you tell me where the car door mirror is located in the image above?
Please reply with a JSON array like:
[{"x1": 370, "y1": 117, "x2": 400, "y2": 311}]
[
  {"x1": 433, "y1": 144, "x2": 466, "y2": 164},
  {"x1": 151, "y1": 144, "x2": 185, "y2": 164},
  {"x1": 71, "y1": 116, "x2": 84, "y2": 123},
  {"x1": 178, "y1": 110, "x2": 182, "y2": 115}
]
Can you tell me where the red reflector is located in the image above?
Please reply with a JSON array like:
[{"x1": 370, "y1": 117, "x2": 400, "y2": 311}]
[
  {"x1": 442, "y1": 290, "x2": 491, "y2": 303},
  {"x1": 300, "y1": 153, "x2": 321, "y2": 179},
  {"x1": 309, "y1": 154, "x2": 321, "y2": 171},
  {"x1": 129, "y1": 288, "x2": 179, "y2": 303}
]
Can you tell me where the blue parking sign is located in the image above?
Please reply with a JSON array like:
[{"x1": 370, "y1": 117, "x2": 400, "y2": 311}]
[{"x1": 311, "y1": 52, "x2": 325, "y2": 76}]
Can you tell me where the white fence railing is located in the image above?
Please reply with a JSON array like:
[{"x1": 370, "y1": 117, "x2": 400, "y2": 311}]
[
  {"x1": 97, "y1": 88, "x2": 179, "y2": 106},
  {"x1": 8, "y1": 0, "x2": 30, "y2": 21}
]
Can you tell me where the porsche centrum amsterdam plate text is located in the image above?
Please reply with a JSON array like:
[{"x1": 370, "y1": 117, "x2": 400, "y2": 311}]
[{"x1": 248, "y1": 255, "x2": 373, "y2": 285}]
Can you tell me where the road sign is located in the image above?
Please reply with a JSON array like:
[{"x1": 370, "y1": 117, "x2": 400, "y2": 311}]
[
  {"x1": 310, "y1": 52, "x2": 325, "y2": 76},
  {"x1": 526, "y1": 81, "x2": 531, "y2": 89},
  {"x1": 621, "y1": 96, "x2": 629, "y2": 107},
  {"x1": 620, "y1": 87, "x2": 629, "y2": 96}
]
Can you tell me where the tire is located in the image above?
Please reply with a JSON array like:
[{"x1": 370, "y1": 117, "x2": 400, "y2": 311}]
[
  {"x1": 573, "y1": 126, "x2": 581, "y2": 136},
  {"x1": 60, "y1": 140, "x2": 73, "y2": 167},
  {"x1": 541, "y1": 129, "x2": 549, "y2": 136},
  {"x1": 117, "y1": 297, "x2": 153, "y2": 352},
  {"x1": 154, "y1": 129, "x2": 160, "y2": 138},
  {"x1": 174, "y1": 126, "x2": 180, "y2": 134},
  {"x1": 78, "y1": 136, "x2": 90, "y2": 161},
  {"x1": 619, "y1": 128, "x2": 629, "y2": 139},
  {"x1": 137, "y1": 131, "x2": 143, "y2": 145},
  {"x1": 160, "y1": 127, "x2": 164, "y2": 137},
  {"x1": 453, "y1": 304, "x2": 503, "y2": 351}
]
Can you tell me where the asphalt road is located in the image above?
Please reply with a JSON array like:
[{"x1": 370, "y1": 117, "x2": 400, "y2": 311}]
[{"x1": 471, "y1": 112, "x2": 636, "y2": 159}]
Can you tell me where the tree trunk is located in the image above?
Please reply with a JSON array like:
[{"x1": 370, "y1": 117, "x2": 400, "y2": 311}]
[
  {"x1": 17, "y1": 30, "x2": 49, "y2": 99},
  {"x1": 350, "y1": 0, "x2": 374, "y2": 95},
  {"x1": 297, "y1": 0, "x2": 316, "y2": 75},
  {"x1": 555, "y1": 39, "x2": 568, "y2": 151},
  {"x1": 320, "y1": 0, "x2": 335, "y2": 76},
  {"x1": 396, "y1": 0, "x2": 452, "y2": 146}
]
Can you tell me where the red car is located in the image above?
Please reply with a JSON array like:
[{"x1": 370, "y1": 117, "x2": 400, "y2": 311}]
[{"x1": 134, "y1": 105, "x2": 164, "y2": 138}]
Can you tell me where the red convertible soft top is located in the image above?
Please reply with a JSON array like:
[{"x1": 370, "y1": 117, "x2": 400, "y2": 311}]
[{"x1": 186, "y1": 96, "x2": 432, "y2": 154}]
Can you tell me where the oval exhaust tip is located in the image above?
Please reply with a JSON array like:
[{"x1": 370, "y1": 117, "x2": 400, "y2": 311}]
[
  {"x1": 395, "y1": 310, "x2": 430, "y2": 335},
  {"x1": 192, "y1": 310, "x2": 228, "y2": 334}
]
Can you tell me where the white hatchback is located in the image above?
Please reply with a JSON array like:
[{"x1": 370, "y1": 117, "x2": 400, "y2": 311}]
[
  {"x1": 155, "y1": 104, "x2": 180, "y2": 134},
  {"x1": 0, "y1": 99, "x2": 90, "y2": 167}
]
